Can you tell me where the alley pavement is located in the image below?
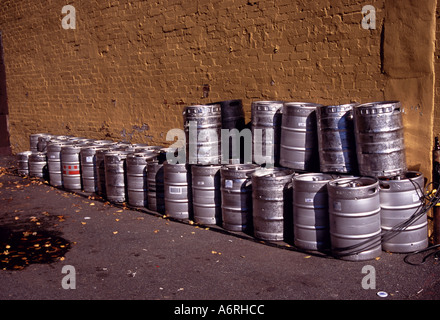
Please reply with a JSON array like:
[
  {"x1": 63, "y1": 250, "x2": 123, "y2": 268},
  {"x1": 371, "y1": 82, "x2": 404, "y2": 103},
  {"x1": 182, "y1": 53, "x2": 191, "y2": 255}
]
[{"x1": 0, "y1": 155, "x2": 439, "y2": 306}]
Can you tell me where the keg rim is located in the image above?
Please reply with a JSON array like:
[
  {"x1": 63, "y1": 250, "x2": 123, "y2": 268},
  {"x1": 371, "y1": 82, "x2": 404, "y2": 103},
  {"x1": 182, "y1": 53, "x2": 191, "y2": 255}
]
[
  {"x1": 355, "y1": 100, "x2": 401, "y2": 110},
  {"x1": 293, "y1": 172, "x2": 335, "y2": 182},
  {"x1": 283, "y1": 101, "x2": 323, "y2": 109},
  {"x1": 17, "y1": 150, "x2": 33, "y2": 156},
  {"x1": 222, "y1": 163, "x2": 260, "y2": 172},
  {"x1": 252, "y1": 167, "x2": 294, "y2": 178},
  {"x1": 317, "y1": 103, "x2": 358, "y2": 113},
  {"x1": 328, "y1": 176, "x2": 378, "y2": 189},
  {"x1": 184, "y1": 104, "x2": 221, "y2": 114}
]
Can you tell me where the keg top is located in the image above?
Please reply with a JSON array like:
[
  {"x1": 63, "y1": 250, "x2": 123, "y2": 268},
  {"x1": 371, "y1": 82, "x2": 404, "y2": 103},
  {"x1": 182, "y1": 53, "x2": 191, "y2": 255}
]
[
  {"x1": 127, "y1": 152, "x2": 157, "y2": 159},
  {"x1": 29, "y1": 151, "x2": 47, "y2": 158},
  {"x1": 329, "y1": 176, "x2": 378, "y2": 188},
  {"x1": 184, "y1": 104, "x2": 221, "y2": 115},
  {"x1": 222, "y1": 163, "x2": 260, "y2": 172},
  {"x1": 379, "y1": 171, "x2": 424, "y2": 191},
  {"x1": 251, "y1": 101, "x2": 284, "y2": 111},
  {"x1": 294, "y1": 172, "x2": 335, "y2": 182},
  {"x1": 17, "y1": 151, "x2": 33, "y2": 156},
  {"x1": 252, "y1": 167, "x2": 294, "y2": 179},
  {"x1": 317, "y1": 103, "x2": 358, "y2": 114},
  {"x1": 283, "y1": 102, "x2": 323, "y2": 109},
  {"x1": 354, "y1": 101, "x2": 402, "y2": 114}
]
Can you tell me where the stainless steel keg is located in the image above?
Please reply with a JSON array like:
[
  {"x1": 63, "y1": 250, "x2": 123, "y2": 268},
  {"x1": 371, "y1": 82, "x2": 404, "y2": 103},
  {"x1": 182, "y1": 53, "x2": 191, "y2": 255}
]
[
  {"x1": 61, "y1": 145, "x2": 82, "y2": 191},
  {"x1": 280, "y1": 102, "x2": 322, "y2": 171},
  {"x1": 17, "y1": 151, "x2": 32, "y2": 175},
  {"x1": 29, "y1": 152, "x2": 48, "y2": 179},
  {"x1": 251, "y1": 101, "x2": 283, "y2": 167},
  {"x1": 328, "y1": 176, "x2": 382, "y2": 261},
  {"x1": 316, "y1": 103, "x2": 358, "y2": 174},
  {"x1": 104, "y1": 151, "x2": 130, "y2": 203},
  {"x1": 353, "y1": 101, "x2": 407, "y2": 178},
  {"x1": 379, "y1": 171, "x2": 428, "y2": 253},
  {"x1": 126, "y1": 152, "x2": 157, "y2": 207},
  {"x1": 184, "y1": 104, "x2": 221, "y2": 165},
  {"x1": 164, "y1": 162, "x2": 192, "y2": 219},
  {"x1": 220, "y1": 163, "x2": 260, "y2": 232},
  {"x1": 251, "y1": 167, "x2": 294, "y2": 241},
  {"x1": 293, "y1": 173, "x2": 335, "y2": 251},
  {"x1": 191, "y1": 164, "x2": 222, "y2": 225},
  {"x1": 47, "y1": 141, "x2": 69, "y2": 187}
]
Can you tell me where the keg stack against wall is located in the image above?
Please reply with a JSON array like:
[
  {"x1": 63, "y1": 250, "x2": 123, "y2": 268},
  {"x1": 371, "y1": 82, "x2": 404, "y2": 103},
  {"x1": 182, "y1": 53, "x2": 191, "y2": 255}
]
[{"x1": 16, "y1": 98, "x2": 429, "y2": 262}]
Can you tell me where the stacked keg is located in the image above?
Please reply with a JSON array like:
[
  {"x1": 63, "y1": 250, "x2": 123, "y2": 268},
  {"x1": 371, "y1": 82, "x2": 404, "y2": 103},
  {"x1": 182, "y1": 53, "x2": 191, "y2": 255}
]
[
  {"x1": 251, "y1": 101, "x2": 283, "y2": 167},
  {"x1": 252, "y1": 167, "x2": 294, "y2": 241},
  {"x1": 183, "y1": 104, "x2": 221, "y2": 165},
  {"x1": 215, "y1": 99, "x2": 245, "y2": 164},
  {"x1": 220, "y1": 164, "x2": 259, "y2": 232},
  {"x1": 191, "y1": 164, "x2": 222, "y2": 225},
  {"x1": 126, "y1": 152, "x2": 157, "y2": 207},
  {"x1": 17, "y1": 151, "x2": 32, "y2": 175},
  {"x1": 280, "y1": 102, "x2": 322, "y2": 172}
]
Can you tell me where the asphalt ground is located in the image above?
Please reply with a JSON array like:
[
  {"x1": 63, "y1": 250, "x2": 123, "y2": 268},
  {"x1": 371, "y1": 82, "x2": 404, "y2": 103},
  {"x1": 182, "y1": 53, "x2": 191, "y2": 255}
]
[{"x1": 0, "y1": 155, "x2": 439, "y2": 309}]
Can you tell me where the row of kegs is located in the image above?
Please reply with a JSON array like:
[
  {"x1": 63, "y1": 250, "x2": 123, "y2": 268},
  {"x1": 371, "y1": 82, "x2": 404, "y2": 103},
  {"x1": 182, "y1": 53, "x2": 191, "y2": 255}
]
[
  {"x1": 15, "y1": 99, "x2": 428, "y2": 261},
  {"x1": 184, "y1": 99, "x2": 406, "y2": 178}
]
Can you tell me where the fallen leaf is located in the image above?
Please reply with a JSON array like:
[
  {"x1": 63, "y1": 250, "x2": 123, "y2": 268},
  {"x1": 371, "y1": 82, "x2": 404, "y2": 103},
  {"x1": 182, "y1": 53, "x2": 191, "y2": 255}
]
[
  {"x1": 115, "y1": 218, "x2": 120, "y2": 222},
  {"x1": 304, "y1": 255, "x2": 311, "y2": 259},
  {"x1": 90, "y1": 203, "x2": 95, "y2": 206},
  {"x1": 154, "y1": 230, "x2": 159, "y2": 233},
  {"x1": 81, "y1": 222, "x2": 87, "y2": 225},
  {"x1": 113, "y1": 231, "x2": 118, "y2": 234}
]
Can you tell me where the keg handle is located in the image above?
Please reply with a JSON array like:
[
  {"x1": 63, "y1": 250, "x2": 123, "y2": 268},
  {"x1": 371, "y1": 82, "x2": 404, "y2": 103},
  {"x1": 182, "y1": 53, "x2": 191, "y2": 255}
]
[{"x1": 369, "y1": 187, "x2": 378, "y2": 195}]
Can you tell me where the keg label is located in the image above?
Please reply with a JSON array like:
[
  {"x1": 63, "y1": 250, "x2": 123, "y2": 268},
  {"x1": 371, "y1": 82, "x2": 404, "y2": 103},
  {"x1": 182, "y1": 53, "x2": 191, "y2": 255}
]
[
  {"x1": 169, "y1": 186, "x2": 182, "y2": 194},
  {"x1": 412, "y1": 193, "x2": 420, "y2": 202},
  {"x1": 196, "y1": 181, "x2": 205, "y2": 185},
  {"x1": 225, "y1": 180, "x2": 233, "y2": 188},
  {"x1": 63, "y1": 165, "x2": 80, "y2": 175},
  {"x1": 49, "y1": 155, "x2": 56, "y2": 159},
  {"x1": 333, "y1": 201, "x2": 342, "y2": 211},
  {"x1": 305, "y1": 198, "x2": 313, "y2": 203},
  {"x1": 85, "y1": 156, "x2": 93, "y2": 163},
  {"x1": 298, "y1": 122, "x2": 306, "y2": 127}
]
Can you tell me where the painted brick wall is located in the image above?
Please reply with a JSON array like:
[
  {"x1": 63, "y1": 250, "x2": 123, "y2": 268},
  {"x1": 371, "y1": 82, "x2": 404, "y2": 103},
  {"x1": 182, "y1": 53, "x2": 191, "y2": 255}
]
[{"x1": 0, "y1": 0, "x2": 386, "y2": 153}]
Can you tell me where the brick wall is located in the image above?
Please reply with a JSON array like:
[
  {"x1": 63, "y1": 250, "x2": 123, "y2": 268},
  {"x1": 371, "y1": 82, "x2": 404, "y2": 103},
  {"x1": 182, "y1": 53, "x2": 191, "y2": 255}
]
[{"x1": 0, "y1": 0, "x2": 386, "y2": 151}]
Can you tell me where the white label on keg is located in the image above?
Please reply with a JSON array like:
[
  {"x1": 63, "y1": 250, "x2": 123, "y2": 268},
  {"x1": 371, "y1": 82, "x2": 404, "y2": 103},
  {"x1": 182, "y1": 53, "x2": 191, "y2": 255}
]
[
  {"x1": 169, "y1": 186, "x2": 182, "y2": 194},
  {"x1": 412, "y1": 193, "x2": 420, "y2": 202},
  {"x1": 85, "y1": 156, "x2": 93, "y2": 163},
  {"x1": 333, "y1": 201, "x2": 342, "y2": 211},
  {"x1": 298, "y1": 122, "x2": 306, "y2": 127},
  {"x1": 225, "y1": 180, "x2": 233, "y2": 188},
  {"x1": 197, "y1": 181, "x2": 205, "y2": 185},
  {"x1": 49, "y1": 155, "x2": 56, "y2": 159},
  {"x1": 305, "y1": 198, "x2": 313, "y2": 203}
]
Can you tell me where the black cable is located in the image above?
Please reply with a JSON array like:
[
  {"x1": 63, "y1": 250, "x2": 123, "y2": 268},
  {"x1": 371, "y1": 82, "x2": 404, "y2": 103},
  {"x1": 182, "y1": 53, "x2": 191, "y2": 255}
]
[{"x1": 403, "y1": 244, "x2": 440, "y2": 266}]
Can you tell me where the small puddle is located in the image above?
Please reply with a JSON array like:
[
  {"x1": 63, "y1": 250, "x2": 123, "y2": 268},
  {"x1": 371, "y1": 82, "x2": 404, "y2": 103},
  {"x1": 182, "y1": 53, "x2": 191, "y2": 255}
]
[{"x1": 0, "y1": 226, "x2": 70, "y2": 271}]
